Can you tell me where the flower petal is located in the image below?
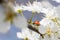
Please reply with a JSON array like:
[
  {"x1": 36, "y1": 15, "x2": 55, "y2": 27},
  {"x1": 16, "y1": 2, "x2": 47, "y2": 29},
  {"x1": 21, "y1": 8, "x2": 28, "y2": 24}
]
[
  {"x1": 38, "y1": 25, "x2": 47, "y2": 34},
  {"x1": 13, "y1": 15, "x2": 28, "y2": 29},
  {"x1": 0, "y1": 8, "x2": 10, "y2": 33},
  {"x1": 41, "y1": 1, "x2": 53, "y2": 8},
  {"x1": 17, "y1": 32, "x2": 24, "y2": 38},
  {"x1": 53, "y1": 0, "x2": 60, "y2": 3},
  {"x1": 40, "y1": 18, "x2": 51, "y2": 26}
]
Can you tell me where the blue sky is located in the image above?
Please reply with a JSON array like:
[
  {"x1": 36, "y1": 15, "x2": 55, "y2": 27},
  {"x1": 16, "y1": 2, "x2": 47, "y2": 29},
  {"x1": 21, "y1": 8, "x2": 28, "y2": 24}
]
[{"x1": 0, "y1": 0, "x2": 60, "y2": 40}]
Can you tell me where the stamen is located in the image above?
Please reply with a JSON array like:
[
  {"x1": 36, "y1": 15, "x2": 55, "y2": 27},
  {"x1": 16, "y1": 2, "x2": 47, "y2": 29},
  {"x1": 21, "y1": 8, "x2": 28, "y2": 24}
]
[
  {"x1": 46, "y1": 28, "x2": 51, "y2": 37},
  {"x1": 51, "y1": 17, "x2": 60, "y2": 26},
  {"x1": 4, "y1": 11, "x2": 17, "y2": 23},
  {"x1": 17, "y1": 9, "x2": 22, "y2": 13},
  {"x1": 24, "y1": 37, "x2": 29, "y2": 40},
  {"x1": 51, "y1": 17, "x2": 57, "y2": 22}
]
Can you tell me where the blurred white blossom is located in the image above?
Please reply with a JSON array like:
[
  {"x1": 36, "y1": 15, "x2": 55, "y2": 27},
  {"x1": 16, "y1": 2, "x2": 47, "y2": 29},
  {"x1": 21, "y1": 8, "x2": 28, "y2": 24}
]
[
  {"x1": 53, "y1": 0, "x2": 60, "y2": 3},
  {"x1": 17, "y1": 28, "x2": 40, "y2": 40},
  {"x1": 25, "y1": 1, "x2": 42, "y2": 13},
  {"x1": 0, "y1": 2, "x2": 28, "y2": 33},
  {"x1": 40, "y1": 1, "x2": 54, "y2": 8},
  {"x1": 13, "y1": 15, "x2": 28, "y2": 29},
  {"x1": 0, "y1": 5, "x2": 10, "y2": 34}
]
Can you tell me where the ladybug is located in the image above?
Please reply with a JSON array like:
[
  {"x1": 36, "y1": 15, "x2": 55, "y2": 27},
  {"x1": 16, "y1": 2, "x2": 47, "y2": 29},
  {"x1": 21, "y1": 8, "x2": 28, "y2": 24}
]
[{"x1": 33, "y1": 20, "x2": 40, "y2": 26}]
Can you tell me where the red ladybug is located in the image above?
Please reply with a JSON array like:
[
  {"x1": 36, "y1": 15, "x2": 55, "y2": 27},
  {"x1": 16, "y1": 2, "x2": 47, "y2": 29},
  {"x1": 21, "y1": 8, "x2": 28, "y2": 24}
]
[{"x1": 33, "y1": 20, "x2": 40, "y2": 26}]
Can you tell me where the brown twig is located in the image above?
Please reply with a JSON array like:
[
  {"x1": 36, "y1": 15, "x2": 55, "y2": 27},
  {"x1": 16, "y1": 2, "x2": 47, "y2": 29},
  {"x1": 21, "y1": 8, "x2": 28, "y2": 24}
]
[{"x1": 28, "y1": 25, "x2": 45, "y2": 38}]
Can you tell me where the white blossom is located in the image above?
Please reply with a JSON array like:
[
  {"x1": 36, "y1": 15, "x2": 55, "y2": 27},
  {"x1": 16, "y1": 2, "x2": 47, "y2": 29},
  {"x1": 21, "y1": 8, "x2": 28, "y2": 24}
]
[
  {"x1": 0, "y1": 5, "x2": 10, "y2": 33},
  {"x1": 17, "y1": 28, "x2": 40, "y2": 40},
  {"x1": 40, "y1": 1, "x2": 53, "y2": 8},
  {"x1": 13, "y1": 4, "x2": 23, "y2": 13},
  {"x1": 53, "y1": 0, "x2": 60, "y2": 3},
  {"x1": 39, "y1": 18, "x2": 59, "y2": 34},
  {"x1": 23, "y1": 1, "x2": 42, "y2": 13},
  {"x1": 0, "y1": 2, "x2": 28, "y2": 33},
  {"x1": 13, "y1": 15, "x2": 28, "y2": 29}
]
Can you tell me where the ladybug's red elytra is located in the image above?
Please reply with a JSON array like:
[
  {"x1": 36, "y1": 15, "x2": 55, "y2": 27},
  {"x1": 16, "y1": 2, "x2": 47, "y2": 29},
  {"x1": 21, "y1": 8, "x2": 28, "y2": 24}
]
[{"x1": 33, "y1": 20, "x2": 40, "y2": 26}]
